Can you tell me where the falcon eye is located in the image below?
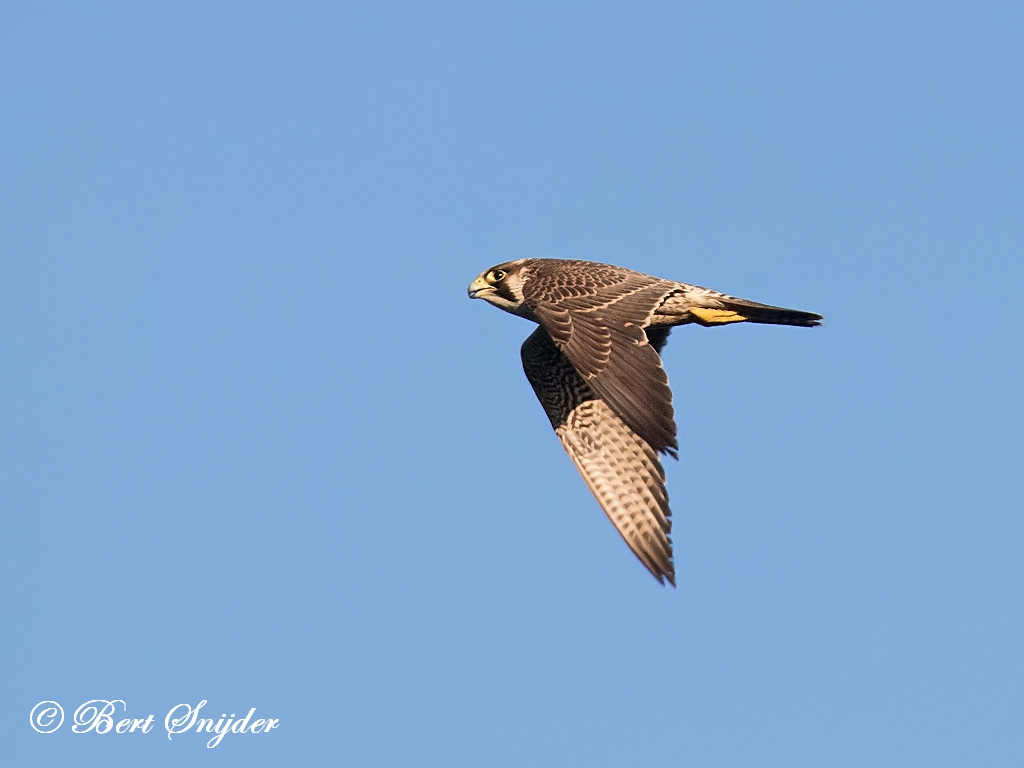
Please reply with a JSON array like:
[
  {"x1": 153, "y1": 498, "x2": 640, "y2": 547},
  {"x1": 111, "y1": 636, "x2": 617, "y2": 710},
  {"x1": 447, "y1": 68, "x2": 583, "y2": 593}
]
[{"x1": 489, "y1": 269, "x2": 507, "y2": 282}]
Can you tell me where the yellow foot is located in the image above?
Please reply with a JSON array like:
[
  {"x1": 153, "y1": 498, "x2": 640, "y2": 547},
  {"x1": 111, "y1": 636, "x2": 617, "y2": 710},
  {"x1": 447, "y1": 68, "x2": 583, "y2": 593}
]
[{"x1": 689, "y1": 308, "x2": 748, "y2": 325}]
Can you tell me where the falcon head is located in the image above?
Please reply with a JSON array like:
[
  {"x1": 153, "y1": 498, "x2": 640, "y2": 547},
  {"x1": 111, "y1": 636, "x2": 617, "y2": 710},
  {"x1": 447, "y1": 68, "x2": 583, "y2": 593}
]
[{"x1": 467, "y1": 260, "x2": 534, "y2": 317}]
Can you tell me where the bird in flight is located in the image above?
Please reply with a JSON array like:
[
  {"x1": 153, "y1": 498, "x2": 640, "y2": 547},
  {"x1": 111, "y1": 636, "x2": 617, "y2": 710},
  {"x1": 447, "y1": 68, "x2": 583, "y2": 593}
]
[{"x1": 468, "y1": 258, "x2": 822, "y2": 585}]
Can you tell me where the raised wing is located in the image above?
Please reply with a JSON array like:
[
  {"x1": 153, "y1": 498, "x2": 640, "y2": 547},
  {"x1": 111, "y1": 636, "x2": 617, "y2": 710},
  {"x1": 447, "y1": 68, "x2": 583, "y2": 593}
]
[
  {"x1": 522, "y1": 261, "x2": 679, "y2": 457},
  {"x1": 521, "y1": 327, "x2": 675, "y2": 585}
]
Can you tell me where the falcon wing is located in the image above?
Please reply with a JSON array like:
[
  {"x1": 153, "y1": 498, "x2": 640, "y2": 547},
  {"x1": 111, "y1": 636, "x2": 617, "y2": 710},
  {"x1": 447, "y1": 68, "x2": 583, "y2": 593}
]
[
  {"x1": 521, "y1": 327, "x2": 675, "y2": 585},
  {"x1": 522, "y1": 261, "x2": 679, "y2": 456}
]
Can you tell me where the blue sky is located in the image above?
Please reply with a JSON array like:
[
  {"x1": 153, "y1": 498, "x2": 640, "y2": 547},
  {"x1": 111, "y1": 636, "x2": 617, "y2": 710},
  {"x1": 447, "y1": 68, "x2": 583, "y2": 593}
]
[{"x1": 2, "y1": 1, "x2": 1022, "y2": 765}]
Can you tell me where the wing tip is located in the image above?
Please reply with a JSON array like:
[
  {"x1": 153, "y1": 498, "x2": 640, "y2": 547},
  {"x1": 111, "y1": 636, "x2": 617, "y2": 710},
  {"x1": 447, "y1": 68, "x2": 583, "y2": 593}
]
[{"x1": 650, "y1": 566, "x2": 677, "y2": 587}]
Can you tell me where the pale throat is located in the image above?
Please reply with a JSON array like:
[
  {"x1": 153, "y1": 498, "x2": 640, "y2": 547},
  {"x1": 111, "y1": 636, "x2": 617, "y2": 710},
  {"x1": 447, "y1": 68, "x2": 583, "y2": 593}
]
[{"x1": 483, "y1": 291, "x2": 537, "y2": 321}]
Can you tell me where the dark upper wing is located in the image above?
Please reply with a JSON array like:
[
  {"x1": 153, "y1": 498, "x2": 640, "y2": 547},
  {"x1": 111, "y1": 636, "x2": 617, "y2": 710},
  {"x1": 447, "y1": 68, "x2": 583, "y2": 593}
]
[
  {"x1": 521, "y1": 327, "x2": 675, "y2": 585},
  {"x1": 522, "y1": 261, "x2": 679, "y2": 456}
]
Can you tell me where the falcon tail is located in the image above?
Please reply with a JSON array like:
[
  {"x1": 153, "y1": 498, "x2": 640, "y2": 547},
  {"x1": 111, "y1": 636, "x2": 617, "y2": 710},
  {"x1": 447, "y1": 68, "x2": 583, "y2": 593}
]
[{"x1": 689, "y1": 299, "x2": 823, "y2": 328}]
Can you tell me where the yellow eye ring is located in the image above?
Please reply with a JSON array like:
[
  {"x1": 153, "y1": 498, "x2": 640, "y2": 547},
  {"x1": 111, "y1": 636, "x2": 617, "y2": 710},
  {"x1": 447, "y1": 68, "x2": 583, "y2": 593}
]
[{"x1": 488, "y1": 269, "x2": 507, "y2": 282}]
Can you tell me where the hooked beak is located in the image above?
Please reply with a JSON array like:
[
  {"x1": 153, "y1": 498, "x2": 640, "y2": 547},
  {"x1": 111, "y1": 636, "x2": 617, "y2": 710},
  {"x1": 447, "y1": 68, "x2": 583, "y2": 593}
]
[{"x1": 467, "y1": 274, "x2": 493, "y2": 299}]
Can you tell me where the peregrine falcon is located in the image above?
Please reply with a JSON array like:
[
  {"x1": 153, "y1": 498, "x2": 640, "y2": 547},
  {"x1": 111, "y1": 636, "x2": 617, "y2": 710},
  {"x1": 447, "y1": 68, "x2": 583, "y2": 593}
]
[{"x1": 468, "y1": 258, "x2": 822, "y2": 585}]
